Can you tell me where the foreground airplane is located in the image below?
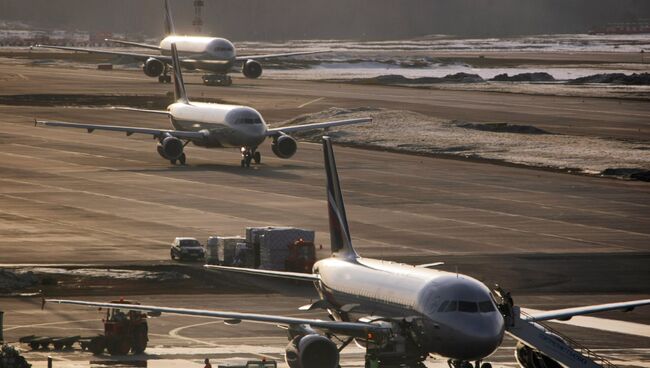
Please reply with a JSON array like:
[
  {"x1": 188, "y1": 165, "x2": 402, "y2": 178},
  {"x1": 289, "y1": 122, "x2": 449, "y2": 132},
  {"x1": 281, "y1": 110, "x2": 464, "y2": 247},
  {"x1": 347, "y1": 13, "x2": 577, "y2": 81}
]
[
  {"x1": 37, "y1": 0, "x2": 325, "y2": 86},
  {"x1": 35, "y1": 43, "x2": 369, "y2": 167},
  {"x1": 48, "y1": 138, "x2": 650, "y2": 368}
]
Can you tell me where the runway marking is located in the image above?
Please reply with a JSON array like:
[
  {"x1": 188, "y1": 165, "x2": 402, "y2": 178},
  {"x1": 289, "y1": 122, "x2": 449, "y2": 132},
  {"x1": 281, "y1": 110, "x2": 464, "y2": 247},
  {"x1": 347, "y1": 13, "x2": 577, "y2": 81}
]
[
  {"x1": 168, "y1": 321, "x2": 283, "y2": 361},
  {"x1": 298, "y1": 97, "x2": 324, "y2": 108},
  {"x1": 524, "y1": 308, "x2": 650, "y2": 338}
]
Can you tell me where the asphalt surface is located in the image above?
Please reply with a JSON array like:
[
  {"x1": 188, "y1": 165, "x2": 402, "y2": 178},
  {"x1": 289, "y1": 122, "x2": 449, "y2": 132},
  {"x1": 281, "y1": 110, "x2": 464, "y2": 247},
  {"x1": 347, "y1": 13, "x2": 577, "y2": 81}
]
[{"x1": 0, "y1": 59, "x2": 649, "y2": 367}]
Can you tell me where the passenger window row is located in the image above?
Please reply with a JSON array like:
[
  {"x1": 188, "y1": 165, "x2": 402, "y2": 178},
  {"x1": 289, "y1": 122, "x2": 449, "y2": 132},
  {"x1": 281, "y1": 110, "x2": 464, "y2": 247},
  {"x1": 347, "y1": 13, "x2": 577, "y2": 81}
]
[{"x1": 437, "y1": 300, "x2": 496, "y2": 313}]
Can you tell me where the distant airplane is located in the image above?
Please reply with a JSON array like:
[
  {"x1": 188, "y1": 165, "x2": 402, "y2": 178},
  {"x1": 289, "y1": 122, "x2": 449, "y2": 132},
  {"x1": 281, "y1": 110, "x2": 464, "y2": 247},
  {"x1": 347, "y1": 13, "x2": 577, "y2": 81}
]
[
  {"x1": 47, "y1": 136, "x2": 650, "y2": 368},
  {"x1": 35, "y1": 43, "x2": 370, "y2": 167},
  {"x1": 37, "y1": 0, "x2": 326, "y2": 86}
]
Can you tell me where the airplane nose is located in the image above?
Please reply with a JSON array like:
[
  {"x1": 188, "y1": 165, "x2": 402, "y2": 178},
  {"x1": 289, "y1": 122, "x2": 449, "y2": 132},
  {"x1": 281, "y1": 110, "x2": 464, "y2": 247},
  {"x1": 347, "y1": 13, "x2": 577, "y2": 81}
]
[{"x1": 447, "y1": 314, "x2": 505, "y2": 360}]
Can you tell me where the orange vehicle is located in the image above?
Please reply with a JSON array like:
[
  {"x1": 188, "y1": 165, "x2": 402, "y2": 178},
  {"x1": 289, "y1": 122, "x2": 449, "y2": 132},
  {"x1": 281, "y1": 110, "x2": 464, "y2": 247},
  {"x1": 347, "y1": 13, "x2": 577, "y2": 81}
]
[
  {"x1": 86, "y1": 299, "x2": 149, "y2": 355},
  {"x1": 284, "y1": 239, "x2": 316, "y2": 273}
]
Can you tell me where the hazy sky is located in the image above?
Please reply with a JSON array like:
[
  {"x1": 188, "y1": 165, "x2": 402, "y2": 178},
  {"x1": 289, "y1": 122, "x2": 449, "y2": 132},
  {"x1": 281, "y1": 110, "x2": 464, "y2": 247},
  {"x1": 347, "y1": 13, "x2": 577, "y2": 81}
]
[{"x1": 1, "y1": 0, "x2": 648, "y2": 40}]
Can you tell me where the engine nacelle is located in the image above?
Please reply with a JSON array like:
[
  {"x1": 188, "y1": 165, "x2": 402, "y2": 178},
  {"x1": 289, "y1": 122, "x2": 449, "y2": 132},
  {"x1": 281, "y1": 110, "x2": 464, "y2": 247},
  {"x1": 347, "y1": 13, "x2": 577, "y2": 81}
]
[
  {"x1": 285, "y1": 334, "x2": 339, "y2": 368},
  {"x1": 271, "y1": 134, "x2": 297, "y2": 159},
  {"x1": 156, "y1": 136, "x2": 184, "y2": 160},
  {"x1": 242, "y1": 59, "x2": 263, "y2": 79},
  {"x1": 515, "y1": 342, "x2": 563, "y2": 368},
  {"x1": 143, "y1": 57, "x2": 165, "y2": 77}
]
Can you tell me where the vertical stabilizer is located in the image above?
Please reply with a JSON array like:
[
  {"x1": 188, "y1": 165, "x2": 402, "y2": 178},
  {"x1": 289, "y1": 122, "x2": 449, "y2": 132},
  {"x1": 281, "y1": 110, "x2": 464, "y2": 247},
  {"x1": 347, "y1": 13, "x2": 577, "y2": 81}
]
[
  {"x1": 322, "y1": 136, "x2": 359, "y2": 261},
  {"x1": 164, "y1": 0, "x2": 177, "y2": 35},
  {"x1": 170, "y1": 43, "x2": 189, "y2": 104}
]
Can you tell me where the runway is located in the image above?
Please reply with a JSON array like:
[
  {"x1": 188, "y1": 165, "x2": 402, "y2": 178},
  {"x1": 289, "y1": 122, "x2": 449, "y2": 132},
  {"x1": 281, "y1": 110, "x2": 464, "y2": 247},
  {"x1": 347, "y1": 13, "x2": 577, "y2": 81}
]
[{"x1": 0, "y1": 60, "x2": 649, "y2": 367}]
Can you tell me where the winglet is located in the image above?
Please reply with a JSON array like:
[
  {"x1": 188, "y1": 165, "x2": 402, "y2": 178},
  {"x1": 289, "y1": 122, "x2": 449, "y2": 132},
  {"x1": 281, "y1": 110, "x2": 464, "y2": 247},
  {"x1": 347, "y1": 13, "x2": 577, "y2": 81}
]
[
  {"x1": 170, "y1": 43, "x2": 189, "y2": 104},
  {"x1": 322, "y1": 136, "x2": 359, "y2": 261},
  {"x1": 164, "y1": 0, "x2": 176, "y2": 35}
]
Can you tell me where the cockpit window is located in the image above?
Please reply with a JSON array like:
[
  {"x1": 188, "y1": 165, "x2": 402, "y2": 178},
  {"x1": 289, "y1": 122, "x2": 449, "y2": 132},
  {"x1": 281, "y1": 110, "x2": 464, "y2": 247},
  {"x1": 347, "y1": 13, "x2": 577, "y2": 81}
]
[
  {"x1": 214, "y1": 46, "x2": 233, "y2": 52},
  {"x1": 438, "y1": 300, "x2": 495, "y2": 313},
  {"x1": 458, "y1": 301, "x2": 478, "y2": 313},
  {"x1": 444, "y1": 300, "x2": 457, "y2": 312},
  {"x1": 479, "y1": 300, "x2": 496, "y2": 313},
  {"x1": 437, "y1": 301, "x2": 449, "y2": 312},
  {"x1": 236, "y1": 118, "x2": 262, "y2": 125}
]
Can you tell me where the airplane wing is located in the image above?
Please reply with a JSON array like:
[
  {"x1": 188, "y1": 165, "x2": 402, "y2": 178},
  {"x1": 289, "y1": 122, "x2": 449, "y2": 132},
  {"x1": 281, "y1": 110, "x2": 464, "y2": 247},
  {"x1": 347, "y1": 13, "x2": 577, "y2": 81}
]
[
  {"x1": 267, "y1": 117, "x2": 372, "y2": 136},
  {"x1": 111, "y1": 107, "x2": 170, "y2": 115},
  {"x1": 46, "y1": 298, "x2": 388, "y2": 337},
  {"x1": 235, "y1": 49, "x2": 329, "y2": 61},
  {"x1": 105, "y1": 39, "x2": 162, "y2": 50},
  {"x1": 205, "y1": 265, "x2": 320, "y2": 282},
  {"x1": 524, "y1": 299, "x2": 650, "y2": 322},
  {"x1": 36, "y1": 44, "x2": 166, "y2": 63},
  {"x1": 35, "y1": 120, "x2": 206, "y2": 141}
]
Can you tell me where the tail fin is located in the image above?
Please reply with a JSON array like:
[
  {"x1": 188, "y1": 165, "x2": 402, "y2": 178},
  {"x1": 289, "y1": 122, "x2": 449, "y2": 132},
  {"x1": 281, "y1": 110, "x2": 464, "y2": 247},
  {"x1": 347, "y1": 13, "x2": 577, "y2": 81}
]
[
  {"x1": 164, "y1": 0, "x2": 176, "y2": 35},
  {"x1": 322, "y1": 136, "x2": 359, "y2": 261},
  {"x1": 170, "y1": 43, "x2": 189, "y2": 104}
]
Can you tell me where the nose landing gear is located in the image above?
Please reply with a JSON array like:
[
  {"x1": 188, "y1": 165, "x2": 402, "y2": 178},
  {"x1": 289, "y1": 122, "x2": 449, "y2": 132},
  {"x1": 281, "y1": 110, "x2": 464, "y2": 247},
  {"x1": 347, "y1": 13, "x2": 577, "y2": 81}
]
[
  {"x1": 240, "y1": 147, "x2": 260, "y2": 168},
  {"x1": 447, "y1": 361, "x2": 492, "y2": 368}
]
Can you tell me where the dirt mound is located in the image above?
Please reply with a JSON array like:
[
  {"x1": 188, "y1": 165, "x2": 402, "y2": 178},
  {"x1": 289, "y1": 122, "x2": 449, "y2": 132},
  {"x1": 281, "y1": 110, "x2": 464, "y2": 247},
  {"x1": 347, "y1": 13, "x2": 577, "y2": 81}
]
[
  {"x1": 450, "y1": 121, "x2": 550, "y2": 134},
  {"x1": 0, "y1": 269, "x2": 38, "y2": 293},
  {"x1": 601, "y1": 168, "x2": 650, "y2": 181},
  {"x1": 351, "y1": 72, "x2": 484, "y2": 85},
  {"x1": 491, "y1": 72, "x2": 555, "y2": 82},
  {"x1": 569, "y1": 73, "x2": 650, "y2": 85}
]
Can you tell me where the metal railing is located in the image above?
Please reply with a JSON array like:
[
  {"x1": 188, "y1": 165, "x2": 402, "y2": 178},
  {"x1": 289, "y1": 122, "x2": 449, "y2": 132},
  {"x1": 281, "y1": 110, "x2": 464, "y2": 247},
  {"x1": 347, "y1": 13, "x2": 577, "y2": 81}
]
[{"x1": 519, "y1": 309, "x2": 617, "y2": 368}]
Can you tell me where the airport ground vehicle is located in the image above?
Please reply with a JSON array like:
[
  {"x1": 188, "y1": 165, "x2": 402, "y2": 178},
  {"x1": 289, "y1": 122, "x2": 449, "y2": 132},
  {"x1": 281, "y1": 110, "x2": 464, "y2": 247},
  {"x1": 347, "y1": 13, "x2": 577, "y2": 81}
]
[
  {"x1": 170, "y1": 237, "x2": 205, "y2": 261},
  {"x1": 24, "y1": 299, "x2": 149, "y2": 356},
  {"x1": 88, "y1": 299, "x2": 149, "y2": 355},
  {"x1": 284, "y1": 239, "x2": 316, "y2": 273}
]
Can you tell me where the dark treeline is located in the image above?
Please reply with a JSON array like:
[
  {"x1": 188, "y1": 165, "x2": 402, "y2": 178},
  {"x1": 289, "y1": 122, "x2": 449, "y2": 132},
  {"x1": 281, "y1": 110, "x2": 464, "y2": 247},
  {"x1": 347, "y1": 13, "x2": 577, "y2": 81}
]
[{"x1": 1, "y1": 0, "x2": 649, "y2": 40}]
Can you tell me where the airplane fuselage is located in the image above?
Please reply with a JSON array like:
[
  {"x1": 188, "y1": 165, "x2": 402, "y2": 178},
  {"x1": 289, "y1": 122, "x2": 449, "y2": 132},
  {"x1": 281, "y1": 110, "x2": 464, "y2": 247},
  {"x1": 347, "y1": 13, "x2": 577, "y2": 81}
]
[
  {"x1": 168, "y1": 101, "x2": 267, "y2": 149},
  {"x1": 313, "y1": 257, "x2": 505, "y2": 361},
  {"x1": 159, "y1": 36, "x2": 236, "y2": 73}
]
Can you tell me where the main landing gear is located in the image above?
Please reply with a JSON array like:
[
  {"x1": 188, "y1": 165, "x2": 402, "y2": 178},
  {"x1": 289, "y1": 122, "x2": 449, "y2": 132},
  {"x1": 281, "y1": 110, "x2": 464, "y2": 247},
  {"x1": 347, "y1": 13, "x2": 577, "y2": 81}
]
[
  {"x1": 158, "y1": 65, "x2": 172, "y2": 83},
  {"x1": 447, "y1": 360, "x2": 492, "y2": 368},
  {"x1": 202, "y1": 74, "x2": 232, "y2": 86},
  {"x1": 240, "y1": 147, "x2": 261, "y2": 168},
  {"x1": 170, "y1": 153, "x2": 186, "y2": 165}
]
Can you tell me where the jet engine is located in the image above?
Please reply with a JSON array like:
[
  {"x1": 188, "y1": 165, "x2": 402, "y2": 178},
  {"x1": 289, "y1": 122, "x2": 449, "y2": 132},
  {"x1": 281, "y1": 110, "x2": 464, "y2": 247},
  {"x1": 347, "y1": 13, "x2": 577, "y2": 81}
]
[
  {"x1": 156, "y1": 136, "x2": 184, "y2": 160},
  {"x1": 285, "y1": 334, "x2": 339, "y2": 368},
  {"x1": 271, "y1": 134, "x2": 297, "y2": 159},
  {"x1": 515, "y1": 342, "x2": 562, "y2": 368},
  {"x1": 143, "y1": 57, "x2": 165, "y2": 77},
  {"x1": 242, "y1": 59, "x2": 263, "y2": 79}
]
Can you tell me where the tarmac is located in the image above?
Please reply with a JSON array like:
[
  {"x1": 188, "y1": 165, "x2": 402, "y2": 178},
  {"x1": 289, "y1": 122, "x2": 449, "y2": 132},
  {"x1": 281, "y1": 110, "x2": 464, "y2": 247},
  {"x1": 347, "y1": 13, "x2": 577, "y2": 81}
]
[{"x1": 0, "y1": 59, "x2": 649, "y2": 367}]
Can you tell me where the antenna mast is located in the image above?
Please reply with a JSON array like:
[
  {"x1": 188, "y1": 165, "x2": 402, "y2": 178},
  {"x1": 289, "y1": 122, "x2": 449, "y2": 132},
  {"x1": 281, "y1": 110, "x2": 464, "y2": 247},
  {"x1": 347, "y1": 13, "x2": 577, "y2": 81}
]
[{"x1": 193, "y1": 0, "x2": 204, "y2": 33}]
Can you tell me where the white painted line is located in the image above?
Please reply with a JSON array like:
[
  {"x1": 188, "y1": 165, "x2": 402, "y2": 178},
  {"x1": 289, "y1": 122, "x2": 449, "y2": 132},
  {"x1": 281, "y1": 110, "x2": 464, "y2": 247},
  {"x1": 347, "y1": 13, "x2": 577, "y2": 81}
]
[{"x1": 298, "y1": 97, "x2": 324, "y2": 108}]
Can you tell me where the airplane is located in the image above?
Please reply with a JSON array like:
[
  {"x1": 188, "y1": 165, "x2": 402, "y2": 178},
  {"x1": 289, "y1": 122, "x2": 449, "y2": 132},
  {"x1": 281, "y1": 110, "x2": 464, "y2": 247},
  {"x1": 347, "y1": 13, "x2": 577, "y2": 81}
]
[
  {"x1": 36, "y1": 0, "x2": 326, "y2": 86},
  {"x1": 35, "y1": 43, "x2": 370, "y2": 167},
  {"x1": 47, "y1": 136, "x2": 650, "y2": 368}
]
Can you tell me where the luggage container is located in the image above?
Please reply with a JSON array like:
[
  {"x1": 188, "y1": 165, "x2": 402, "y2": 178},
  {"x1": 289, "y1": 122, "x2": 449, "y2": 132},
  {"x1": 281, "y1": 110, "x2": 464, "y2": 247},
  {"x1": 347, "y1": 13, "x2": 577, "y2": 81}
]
[{"x1": 217, "y1": 236, "x2": 245, "y2": 266}]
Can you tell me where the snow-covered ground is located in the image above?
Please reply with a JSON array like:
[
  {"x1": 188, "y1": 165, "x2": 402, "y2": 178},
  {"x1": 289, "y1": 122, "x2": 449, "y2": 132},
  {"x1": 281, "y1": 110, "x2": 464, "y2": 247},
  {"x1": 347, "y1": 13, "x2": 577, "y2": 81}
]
[{"x1": 279, "y1": 108, "x2": 650, "y2": 176}]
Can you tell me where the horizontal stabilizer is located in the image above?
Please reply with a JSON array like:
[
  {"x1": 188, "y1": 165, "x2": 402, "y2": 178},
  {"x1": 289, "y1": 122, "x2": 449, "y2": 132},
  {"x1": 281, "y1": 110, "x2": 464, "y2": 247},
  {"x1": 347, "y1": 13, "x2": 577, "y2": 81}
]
[
  {"x1": 416, "y1": 262, "x2": 445, "y2": 268},
  {"x1": 204, "y1": 265, "x2": 320, "y2": 282}
]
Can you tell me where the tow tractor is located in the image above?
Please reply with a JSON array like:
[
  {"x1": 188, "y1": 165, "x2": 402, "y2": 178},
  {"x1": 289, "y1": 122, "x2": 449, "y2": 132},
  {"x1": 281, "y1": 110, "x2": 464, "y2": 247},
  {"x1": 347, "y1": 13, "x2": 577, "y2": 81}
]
[
  {"x1": 218, "y1": 360, "x2": 277, "y2": 368},
  {"x1": 25, "y1": 298, "x2": 150, "y2": 355}
]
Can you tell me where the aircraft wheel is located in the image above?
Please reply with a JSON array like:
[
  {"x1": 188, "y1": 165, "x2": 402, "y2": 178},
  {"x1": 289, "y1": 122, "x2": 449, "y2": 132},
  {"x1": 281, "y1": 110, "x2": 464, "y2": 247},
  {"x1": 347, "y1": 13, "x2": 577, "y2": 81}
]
[
  {"x1": 245, "y1": 156, "x2": 252, "y2": 167},
  {"x1": 170, "y1": 159, "x2": 177, "y2": 165},
  {"x1": 224, "y1": 76, "x2": 233, "y2": 86},
  {"x1": 480, "y1": 363, "x2": 492, "y2": 368},
  {"x1": 253, "y1": 151, "x2": 261, "y2": 164},
  {"x1": 165, "y1": 75, "x2": 172, "y2": 83},
  {"x1": 179, "y1": 153, "x2": 186, "y2": 165},
  {"x1": 158, "y1": 75, "x2": 165, "y2": 83}
]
